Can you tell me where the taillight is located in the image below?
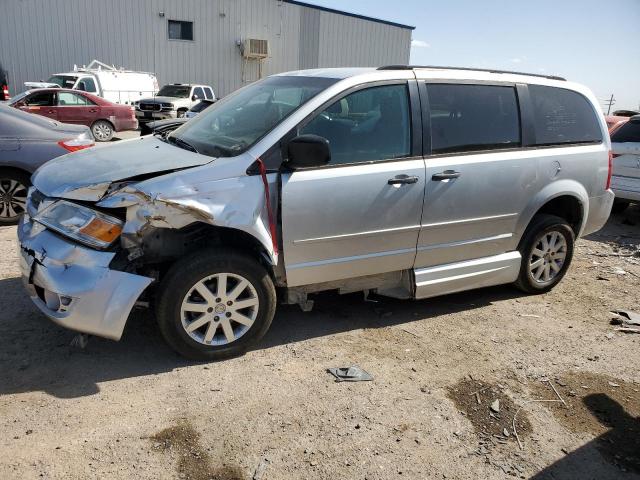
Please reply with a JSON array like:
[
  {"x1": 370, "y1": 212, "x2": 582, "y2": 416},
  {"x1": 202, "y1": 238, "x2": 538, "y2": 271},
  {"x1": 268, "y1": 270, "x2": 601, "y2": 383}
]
[
  {"x1": 1, "y1": 84, "x2": 8, "y2": 100},
  {"x1": 58, "y1": 138, "x2": 95, "y2": 152},
  {"x1": 606, "y1": 150, "x2": 613, "y2": 190}
]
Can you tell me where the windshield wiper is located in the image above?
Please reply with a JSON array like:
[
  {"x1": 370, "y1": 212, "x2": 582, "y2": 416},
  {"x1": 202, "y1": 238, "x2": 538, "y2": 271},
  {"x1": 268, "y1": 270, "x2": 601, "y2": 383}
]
[{"x1": 167, "y1": 135, "x2": 199, "y2": 154}]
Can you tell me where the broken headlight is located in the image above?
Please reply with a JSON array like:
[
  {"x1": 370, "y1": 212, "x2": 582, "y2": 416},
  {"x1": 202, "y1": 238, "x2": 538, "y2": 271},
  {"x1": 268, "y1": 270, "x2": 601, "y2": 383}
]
[{"x1": 34, "y1": 200, "x2": 123, "y2": 249}]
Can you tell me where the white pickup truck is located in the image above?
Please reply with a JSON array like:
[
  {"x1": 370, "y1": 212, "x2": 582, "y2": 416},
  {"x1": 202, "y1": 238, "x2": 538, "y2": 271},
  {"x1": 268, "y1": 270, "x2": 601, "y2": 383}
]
[
  {"x1": 135, "y1": 84, "x2": 216, "y2": 123},
  {"x1": 25, "y1": 60, "x2": 158, "y2": 105},
  {"x1": 610, "y1": 115, "x2": 640, "y2": 213}
]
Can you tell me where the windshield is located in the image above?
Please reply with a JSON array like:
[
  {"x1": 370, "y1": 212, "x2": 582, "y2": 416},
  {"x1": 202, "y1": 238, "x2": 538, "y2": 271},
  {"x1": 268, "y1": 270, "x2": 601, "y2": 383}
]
[
  {"x1": 158, "y1": 85, "x2": 191, "y2": 98},
  {"x1": 47, "y1": 75, "x2": 77, "y2": 88},
  {"x1": 169, "y1": 76, "x2": 338, "y2": 158}
]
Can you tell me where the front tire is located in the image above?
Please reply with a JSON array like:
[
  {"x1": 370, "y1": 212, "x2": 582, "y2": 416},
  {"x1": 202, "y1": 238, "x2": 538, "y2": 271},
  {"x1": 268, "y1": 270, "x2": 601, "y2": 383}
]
[
  {"x1": 0, "y1": 170, "x2": 30, "y2": 226},
  {"x1": 514, "y1": 214, "x2": 575, "y2": 294},
  {"x1": 91, "y1": 120, "x2": 114, "y2": 142},
  {"x1": 156, "y1": 249, "x2": 276, "y2": 360}
]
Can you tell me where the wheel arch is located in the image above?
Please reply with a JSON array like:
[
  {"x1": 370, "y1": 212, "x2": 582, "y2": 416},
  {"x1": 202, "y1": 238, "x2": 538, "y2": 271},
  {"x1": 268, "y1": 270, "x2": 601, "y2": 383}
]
[
  {"x1": 0, "y1": 166, "x2": 33, "y2": 182},
  {"x1": 516, "y1": 180, "x2": 588, "y2": 244}
]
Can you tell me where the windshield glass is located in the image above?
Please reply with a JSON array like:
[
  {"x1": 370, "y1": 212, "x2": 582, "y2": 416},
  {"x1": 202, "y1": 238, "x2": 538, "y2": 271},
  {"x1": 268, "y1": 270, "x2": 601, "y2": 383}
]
[
  {"x1": 169, "y1": 76, "x2": 338, "y2": 158},
  {"x1": 158, "y1": 85, "x2": 191, "y2": 98},
  {"x1": 47, "y1": 75, "x2": 77, "y2": 88}
]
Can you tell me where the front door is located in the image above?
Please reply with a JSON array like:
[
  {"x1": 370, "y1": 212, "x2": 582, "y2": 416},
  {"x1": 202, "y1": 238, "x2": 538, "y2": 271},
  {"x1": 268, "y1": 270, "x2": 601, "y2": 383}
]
[
  {"x1": 415, "y1": 82, "x2": 533, "y2": 268},
  {"x1": 281, "y1": 82, "x2": 426, "y2": 287},
  {"x1": 21, "y1": 91, "x2": 57, "y2": 120}
]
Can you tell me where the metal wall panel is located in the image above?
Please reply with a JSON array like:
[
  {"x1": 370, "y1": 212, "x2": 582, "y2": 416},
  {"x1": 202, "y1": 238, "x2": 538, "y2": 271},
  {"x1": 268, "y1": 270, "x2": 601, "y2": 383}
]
[{"x1": 0, "y1": 0, "x2": 412, "y2": 98}]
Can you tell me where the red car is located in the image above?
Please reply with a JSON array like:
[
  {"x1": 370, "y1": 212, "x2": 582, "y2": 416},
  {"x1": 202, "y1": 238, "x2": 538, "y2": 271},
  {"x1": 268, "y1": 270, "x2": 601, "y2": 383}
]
[{"x1": 10, "y1": 88, "x2": 137, "y2": 141}]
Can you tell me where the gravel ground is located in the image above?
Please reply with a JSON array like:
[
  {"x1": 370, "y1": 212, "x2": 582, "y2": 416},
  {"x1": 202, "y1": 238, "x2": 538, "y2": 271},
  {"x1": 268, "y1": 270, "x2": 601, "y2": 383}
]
[{"x1": 1, "y1": 207, "x2": 639, "y2": 480}]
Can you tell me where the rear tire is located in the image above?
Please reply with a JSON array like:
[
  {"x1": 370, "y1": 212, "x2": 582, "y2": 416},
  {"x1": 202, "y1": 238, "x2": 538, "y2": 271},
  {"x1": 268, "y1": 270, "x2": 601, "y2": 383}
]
[
  {"x1": 611, "y1": 199, "x2": 630, "y2": 214},
  {"x1": 91, "y1": 120, "x2": 114, "y2": 142},
  {"x1": 0, "y1": 170, "x2": 30, "y2": 226},
  {"x1": 155, "y1": 249, "x2": 276, "y2": 360},
  {"x1": 514, "y1": 214, "x2": 575, "y2": 294}
]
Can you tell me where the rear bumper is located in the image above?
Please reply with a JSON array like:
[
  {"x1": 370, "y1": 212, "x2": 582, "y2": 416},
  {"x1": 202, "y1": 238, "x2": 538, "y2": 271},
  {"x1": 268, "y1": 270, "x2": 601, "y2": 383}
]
[
  {"x1": 581, "y1": 190, "x2": 615, "y2": 236},
  {"x1": 611, "y1": 175, "x2": 640, "y2": 202},
  {"x1": 114, "y1": 117, "x2": 139, "y2": 132},
  {"x1": 17, "y1": 215, "x2": 153, "y2": 340}
]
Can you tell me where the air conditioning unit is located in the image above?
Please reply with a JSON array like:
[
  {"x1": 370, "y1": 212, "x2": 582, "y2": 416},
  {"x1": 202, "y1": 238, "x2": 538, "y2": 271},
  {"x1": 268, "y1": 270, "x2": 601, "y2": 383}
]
[{"x1": 243, "y1": 39, "x2": 269, "y2": 59}]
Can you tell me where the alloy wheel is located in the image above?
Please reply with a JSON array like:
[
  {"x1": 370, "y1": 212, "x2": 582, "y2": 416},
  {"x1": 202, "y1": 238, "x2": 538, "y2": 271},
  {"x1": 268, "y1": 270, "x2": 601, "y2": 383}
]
[
  {"x1": 180, "y1": 273, "x2": 260, "y2": 346},
  {"x1": 93, "y1": 123, "x2": 112, "y2": 141},
  {"x1": 528, "y1": 230, "x2": 568, "y2": 284},
  {"x1": 0, "y1": 178, "x2": 27, "y2": 220}
]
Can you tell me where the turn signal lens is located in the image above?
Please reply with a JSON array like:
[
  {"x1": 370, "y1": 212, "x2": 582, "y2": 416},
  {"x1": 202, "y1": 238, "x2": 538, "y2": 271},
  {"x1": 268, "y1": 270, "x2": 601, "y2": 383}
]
[
  {"x1": 58, "y1": 138, "x2": 95, "y2": 152},
  {"x1": 79, "y1": 218, "x2": 123, "y2": 244},
  {"x1": 606, "y1": 150, "x2": 613, "y2": 190}
]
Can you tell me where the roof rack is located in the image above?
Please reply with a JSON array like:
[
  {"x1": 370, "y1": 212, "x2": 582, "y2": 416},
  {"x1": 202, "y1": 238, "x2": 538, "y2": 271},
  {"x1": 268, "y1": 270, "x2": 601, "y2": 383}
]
[{"x1": 377, "y1": 65, "x2": 566, "y2": 82}]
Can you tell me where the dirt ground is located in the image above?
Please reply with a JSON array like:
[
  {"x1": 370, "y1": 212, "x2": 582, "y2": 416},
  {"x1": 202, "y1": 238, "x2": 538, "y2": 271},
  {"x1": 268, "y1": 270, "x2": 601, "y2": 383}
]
[{"x1": 1, "y1": 206, "x2": 640, "y2": 480}]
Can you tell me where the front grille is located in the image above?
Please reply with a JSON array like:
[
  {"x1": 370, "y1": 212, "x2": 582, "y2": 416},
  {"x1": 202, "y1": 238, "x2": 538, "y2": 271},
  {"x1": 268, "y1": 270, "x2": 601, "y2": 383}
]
[{"x1": 139, "y1": 103, "x2": 161, "y2": 111}]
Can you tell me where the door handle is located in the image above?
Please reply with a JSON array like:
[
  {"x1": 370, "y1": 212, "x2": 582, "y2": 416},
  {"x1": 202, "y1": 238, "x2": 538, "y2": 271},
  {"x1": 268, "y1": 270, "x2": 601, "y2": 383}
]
[
  {"x1": 46, "y1": 110, "x2": 55, "y2": 114},
  {"x1": 432, "y1": 170, "x2": 461, "y2": 181},
  {"x1": 388, "y1": 175, "x2": 419, "y2": 185},
  {"x1": 88, "y1": 109, "x2": 98, "y2": 113}
]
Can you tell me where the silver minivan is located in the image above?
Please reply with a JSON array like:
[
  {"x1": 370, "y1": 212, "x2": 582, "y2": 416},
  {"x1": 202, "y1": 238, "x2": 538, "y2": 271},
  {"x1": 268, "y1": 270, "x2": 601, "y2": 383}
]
[{"x1": 18, "y1": 66, "x2": 614, "y2": 359}]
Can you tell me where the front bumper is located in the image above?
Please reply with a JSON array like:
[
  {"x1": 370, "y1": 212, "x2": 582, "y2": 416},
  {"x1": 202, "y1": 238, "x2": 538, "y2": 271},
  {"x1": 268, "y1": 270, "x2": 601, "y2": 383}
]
[
  {"x1": 17, "y1": 215, "x2": 153, "y2": 341},
  {"x1": 135, "y1": 110, "x2": 177, "y2": 123}
]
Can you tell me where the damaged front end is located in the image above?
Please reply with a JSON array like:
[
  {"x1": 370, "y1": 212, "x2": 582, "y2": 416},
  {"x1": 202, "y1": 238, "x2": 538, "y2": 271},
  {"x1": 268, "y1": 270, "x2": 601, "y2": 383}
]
[{"x1": 18, "y1": 136, "x2": 279, "y2": 341}]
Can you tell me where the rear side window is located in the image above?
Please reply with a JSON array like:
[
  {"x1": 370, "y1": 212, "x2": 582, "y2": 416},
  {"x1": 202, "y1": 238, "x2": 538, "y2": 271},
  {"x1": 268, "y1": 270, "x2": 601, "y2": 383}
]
[
  {"x1": 58, "y1": 92, "x2": 93, "y2": 106},
  {"x1": 204, "y1": 88, "x2": 214, "y2": 100},
  {"x1": 529, "y1": 85, "x2": 602, "y2": 146},
  {"x1": 611, "y1": 121, "x2": 640, "y2": 143},
  {"x1": 427, "y1": 84, "x2": 520, "y2": 154}
]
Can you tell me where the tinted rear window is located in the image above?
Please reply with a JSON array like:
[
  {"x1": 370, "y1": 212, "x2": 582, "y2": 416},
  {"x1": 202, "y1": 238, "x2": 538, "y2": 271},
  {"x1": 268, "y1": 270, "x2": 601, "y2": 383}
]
[
  {"x1": 529, "y1": 85, "x2": 602, "y2": 146},
  {"x1": 427, "y1": 84, "x2": 521, "y2": 154},
  {"x1": 611, "y1": 121, "x2": 640, "y2": 143}
]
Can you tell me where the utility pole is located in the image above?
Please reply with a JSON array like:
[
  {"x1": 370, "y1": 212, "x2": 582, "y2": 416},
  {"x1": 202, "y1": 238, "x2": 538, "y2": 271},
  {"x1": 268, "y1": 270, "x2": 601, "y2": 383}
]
[{"x1": 603, "y1": 94, "x2": 616, "y2": 115}]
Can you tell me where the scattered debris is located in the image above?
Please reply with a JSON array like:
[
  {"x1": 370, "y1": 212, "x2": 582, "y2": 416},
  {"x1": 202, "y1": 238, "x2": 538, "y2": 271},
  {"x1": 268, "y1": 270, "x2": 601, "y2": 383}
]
[
  {"x1": 253, "y1": 458, "x2": 269, "y2": 480},
  {"x1": 610, "y1": 310, "x2": 640, "y2": 326},
  {"x1": 70, "y1": 334, "x2": 89, "y2": 349},
  {"x1": 519, "y1": 314, "x2": 541, "y2": 318},
  {"x1": 327, "y1": 366, "x2": 373, "y2": 382},
  {"x1": 490, "y1": 400, "x2": 500, "y2": 413}
]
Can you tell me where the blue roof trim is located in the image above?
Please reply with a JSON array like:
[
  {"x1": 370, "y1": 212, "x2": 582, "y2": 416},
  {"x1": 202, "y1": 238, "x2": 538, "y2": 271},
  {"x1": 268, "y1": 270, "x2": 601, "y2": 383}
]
[{"x1": 282, "y1": 0, "x2": 415, "y2": 30}]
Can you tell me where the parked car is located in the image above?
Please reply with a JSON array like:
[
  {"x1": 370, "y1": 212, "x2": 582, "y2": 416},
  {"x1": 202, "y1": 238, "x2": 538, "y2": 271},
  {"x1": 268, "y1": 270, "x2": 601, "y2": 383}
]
[
  {"x1": 136, "y1": 84, "x2": 215, "y2": 123},
  {"x1": 18, "y1": 66, "x2": 613, "y2": 359},
  {"x1": 605, "y1": 115, "x2": 628, "y2": 133},
  {"x1": 10, "y1": 88, "x2": 138, "y2": 141},
  {"x1": 24, "y1": 59, "x2": 158, "y2": 105},
  {"x1": 613, "y1": 109, "x2": 640, "y2": 118},
  {"x1": 0, "y1": 62, "x2": 9, "y2": 101},
  {"x1": 185, "y1": 99, "x2": 216, "y2": 119},
  {"x1": 139, "y1": 117, "x2": 188, "y2": 136},
  {"x1": 610, "y1": 115, "x2": 640, "y2": 213},
  {"x1": 0, "y1": 104, "x2": 93, "y2": 225}
]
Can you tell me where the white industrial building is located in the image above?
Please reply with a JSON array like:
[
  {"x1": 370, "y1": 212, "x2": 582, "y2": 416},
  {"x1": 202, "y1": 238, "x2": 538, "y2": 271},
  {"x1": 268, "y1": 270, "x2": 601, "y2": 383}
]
[{"x1": 1, "y1": 0, "x2": 414, "y2": 97}]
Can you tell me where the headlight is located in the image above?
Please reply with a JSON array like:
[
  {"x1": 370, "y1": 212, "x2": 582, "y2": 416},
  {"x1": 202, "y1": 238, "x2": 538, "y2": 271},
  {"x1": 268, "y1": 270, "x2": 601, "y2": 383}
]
[{"x1": 34, "y1": 200, "x2": 123, "y2": 249}]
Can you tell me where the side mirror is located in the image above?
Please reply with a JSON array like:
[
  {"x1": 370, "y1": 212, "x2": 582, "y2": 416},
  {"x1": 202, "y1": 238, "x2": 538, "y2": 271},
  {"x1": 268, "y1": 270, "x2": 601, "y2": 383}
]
[
  {"x1": 287, "y1": 135, "x2": 331, "y2": 169},
  {"x1": 191, "y1": 95, "x2": 197, "y2": 101}
]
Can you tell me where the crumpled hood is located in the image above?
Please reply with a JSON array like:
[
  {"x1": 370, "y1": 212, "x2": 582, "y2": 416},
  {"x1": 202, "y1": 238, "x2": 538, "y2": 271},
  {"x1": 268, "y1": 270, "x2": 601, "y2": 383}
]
[{"x1": 33, "y1": 136, "x2": 213, "y2": 201}]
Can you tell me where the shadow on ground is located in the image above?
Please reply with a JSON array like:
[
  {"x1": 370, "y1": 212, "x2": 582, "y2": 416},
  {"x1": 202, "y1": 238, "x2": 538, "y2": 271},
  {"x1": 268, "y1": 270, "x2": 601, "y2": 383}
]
[
  {"x1": 0, "y1": 274, "x2": 519, "y2": 399},
  {"x1": 532, "y1": 394, "x2": 640, "y2": 479},
  {"x1": 584, "y1": 203, "x2": 640, "y2": 248}
]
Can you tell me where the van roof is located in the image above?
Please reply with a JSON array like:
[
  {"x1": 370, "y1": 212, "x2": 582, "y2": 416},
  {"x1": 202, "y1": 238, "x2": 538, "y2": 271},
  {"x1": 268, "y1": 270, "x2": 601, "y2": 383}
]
[{"x1": 279, "y1": 66, "x2": 567, "y2": 83}]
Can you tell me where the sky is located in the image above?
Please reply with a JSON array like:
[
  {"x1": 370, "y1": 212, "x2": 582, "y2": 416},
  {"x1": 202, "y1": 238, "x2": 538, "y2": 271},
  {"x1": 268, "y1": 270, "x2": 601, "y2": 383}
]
[{"x1": 302, "y1": 0, "x2": 640, "y2": 112}]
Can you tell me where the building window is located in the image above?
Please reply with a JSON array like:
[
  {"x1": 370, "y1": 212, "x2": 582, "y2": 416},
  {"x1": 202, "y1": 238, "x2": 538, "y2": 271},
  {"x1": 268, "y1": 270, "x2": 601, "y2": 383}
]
[{"x1": 168, "y1": 20, "x2": 194, "y2": 41}]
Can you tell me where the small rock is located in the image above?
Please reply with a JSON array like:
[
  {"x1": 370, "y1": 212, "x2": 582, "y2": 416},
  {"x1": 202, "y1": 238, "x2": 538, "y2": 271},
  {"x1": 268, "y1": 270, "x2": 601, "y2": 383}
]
[
  {"x1": 25, "y1": 429, "x2": 33, "y2": 435},
  {"x1": 503, "y1": 428, "x2": 510, "y2": 437},
  {"x1": 490, "y1": 400, "x2": 500, "y2": 413},
  {"x1": 608, "y1": 382, "x2": 620, "y2": 388}
]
